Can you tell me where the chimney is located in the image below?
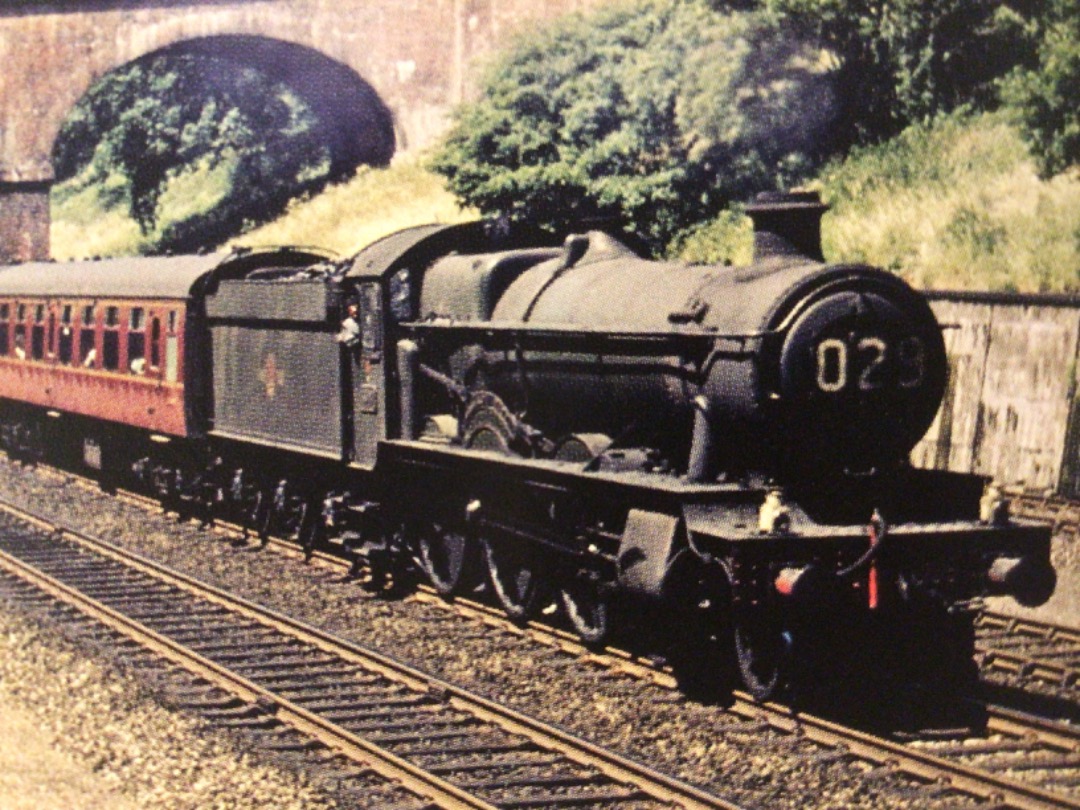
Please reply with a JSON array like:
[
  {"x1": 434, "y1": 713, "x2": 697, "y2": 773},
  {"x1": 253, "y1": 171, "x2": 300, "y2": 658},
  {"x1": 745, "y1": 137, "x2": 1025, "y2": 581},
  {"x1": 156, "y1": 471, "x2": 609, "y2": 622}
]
[{"x1": 745, "y1": 190, "x2": 828, "y2": 263}]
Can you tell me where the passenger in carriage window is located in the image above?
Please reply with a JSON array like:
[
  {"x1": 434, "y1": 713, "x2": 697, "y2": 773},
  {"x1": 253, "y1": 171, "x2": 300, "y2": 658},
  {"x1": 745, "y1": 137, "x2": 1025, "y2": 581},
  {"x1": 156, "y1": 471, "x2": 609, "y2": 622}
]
[{"x1": 13, "y1": 333, "x2": 25, "y2": 360}]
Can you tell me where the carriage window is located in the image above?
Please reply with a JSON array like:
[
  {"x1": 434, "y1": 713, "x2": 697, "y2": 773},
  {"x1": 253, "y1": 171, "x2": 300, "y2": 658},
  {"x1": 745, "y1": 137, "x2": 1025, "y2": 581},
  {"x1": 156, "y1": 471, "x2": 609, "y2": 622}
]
[
  {"x1": 102, "y1": 331, "x2": 119, "y2": 370},
  {"x1": 101, "y1": 305, "x2": 120, "y2": 370},
  {"x1": 58, "y1": 305, "x2": 73, "y2": 363},
  {"x1": 150, "y1": 317, "x2": 161, "y2": 368},
  {"x1": 82, "y1": 305, "x2": 94, "y2": 326},
  {"x1": 0, "y1": 304, "x2": 8, "y2": 356},
  {"x1": 128, "y1": 308, "x2": 145, "y2": 374},
  {"x1": 47, "y1": 311, "x2": 56, "y2": 356},
  {"x1": 14, "y1": 324, "x2": 26, "y2": 359},
  {"x1": 30, "y1": 305, "x2": 44, "y2": 360},
  {"x1": 79, "y1": 329, "x2": 96, "y2": 367},
  {"x1": 59, "y1": 324, "x2": 73, "y2": 364},
  {"x1": 167, "y1": 310, "x2": 177, "y2": 333}
]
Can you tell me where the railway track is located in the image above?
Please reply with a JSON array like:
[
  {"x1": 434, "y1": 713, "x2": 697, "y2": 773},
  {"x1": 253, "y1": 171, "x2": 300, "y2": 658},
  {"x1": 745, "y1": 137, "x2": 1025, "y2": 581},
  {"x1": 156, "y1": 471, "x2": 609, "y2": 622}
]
[
  {"x1": 2, "y1": 483, "x2": 1080, "y2": 809},
  {"x1": 976, "y1": 612, "x2": 1080, "y2": 692},
  {"x1": 0, "y1": 499, "x2": 746, "y2": 810},
  {"x1": 1011, "y1": 489, "x2": 1080, "y2": 538}
]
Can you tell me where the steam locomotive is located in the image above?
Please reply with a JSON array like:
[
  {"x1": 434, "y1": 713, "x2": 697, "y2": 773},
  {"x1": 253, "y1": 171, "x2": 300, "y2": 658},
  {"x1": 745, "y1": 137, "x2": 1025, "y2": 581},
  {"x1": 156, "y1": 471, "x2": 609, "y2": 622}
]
[{"x1": 0, "y1": 191, "x2": 1054, "y2": 701}]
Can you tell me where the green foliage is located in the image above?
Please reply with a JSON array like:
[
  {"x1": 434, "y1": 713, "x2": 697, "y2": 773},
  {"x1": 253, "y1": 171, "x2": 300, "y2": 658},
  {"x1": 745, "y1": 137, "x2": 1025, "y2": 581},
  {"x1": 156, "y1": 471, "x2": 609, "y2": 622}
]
[
  {"x1": 1000, "y1": 0, "x2": 1080, "y2": 175},
  {"x1": 666, "y1": 208, "x2": 754, "y2": 265},
  {"x1": 53, "y1": 55, "x2": 331, "y2": 253},
  {"x1": 766, "y1": 0, "x2": 1038, "y2": 142},
  {"x1": 431, "y1": 0, "x2": 838, "y2": 254}
]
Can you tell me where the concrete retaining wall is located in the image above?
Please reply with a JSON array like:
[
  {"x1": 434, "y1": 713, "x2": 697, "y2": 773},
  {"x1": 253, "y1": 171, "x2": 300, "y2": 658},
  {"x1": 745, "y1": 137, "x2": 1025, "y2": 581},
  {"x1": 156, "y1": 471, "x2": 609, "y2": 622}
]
[{"x1": 912, "y1": 292, "x2": 1080, "y2": 497}]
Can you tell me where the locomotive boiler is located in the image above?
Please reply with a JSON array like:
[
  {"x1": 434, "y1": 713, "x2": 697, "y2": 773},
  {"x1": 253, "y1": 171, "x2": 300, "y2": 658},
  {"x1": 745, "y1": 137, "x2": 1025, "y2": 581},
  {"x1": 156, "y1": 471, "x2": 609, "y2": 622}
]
[{"x1": 416, "y1": 192, "x2": 947, "y2": 485}]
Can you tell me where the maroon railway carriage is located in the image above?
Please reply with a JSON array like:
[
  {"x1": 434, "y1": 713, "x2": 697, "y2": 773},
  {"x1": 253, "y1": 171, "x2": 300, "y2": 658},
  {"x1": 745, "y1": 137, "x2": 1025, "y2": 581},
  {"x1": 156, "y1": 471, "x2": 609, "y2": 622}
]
[{"x1": 0, "y1": 249, "x2": 327, "y2": 472}]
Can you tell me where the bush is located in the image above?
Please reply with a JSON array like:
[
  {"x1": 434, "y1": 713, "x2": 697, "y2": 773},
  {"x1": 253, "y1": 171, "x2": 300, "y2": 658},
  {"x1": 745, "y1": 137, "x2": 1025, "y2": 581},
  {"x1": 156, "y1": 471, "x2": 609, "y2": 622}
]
[
  {"x1": 767, "y1": 0, "x2": 1038, "y2": 141},
  {"x1": 817, "y1": 112, "x2": 1080, "y2": 292},
  {"x1": 431, "y1": 0, "x2": 839, "y2": 254},
  {"x1": 1000, "y1": 0, "x2": 1080, "y2": 176}
]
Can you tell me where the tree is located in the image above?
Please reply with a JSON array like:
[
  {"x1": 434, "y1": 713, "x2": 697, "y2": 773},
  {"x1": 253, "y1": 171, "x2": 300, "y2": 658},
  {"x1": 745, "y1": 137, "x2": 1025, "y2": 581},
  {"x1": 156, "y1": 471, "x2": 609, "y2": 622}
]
[
  {"x1": 766, "y1": 0, "x2": 1039, "y2": 142},
  {"x1": 431, "y1": 0, "x2": 839, "y2": 254},
  {"x1": 1000, "y1": 0, "x2": 1080, "y2": 175},
  {"x1": 53, "y1": 55, "x2": 331, "y2": 250}
]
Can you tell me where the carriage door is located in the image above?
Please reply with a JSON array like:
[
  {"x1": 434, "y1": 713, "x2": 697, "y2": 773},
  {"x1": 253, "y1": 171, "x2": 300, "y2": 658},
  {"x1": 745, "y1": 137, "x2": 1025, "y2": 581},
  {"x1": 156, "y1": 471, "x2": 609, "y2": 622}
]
[{"x1": 350, "y1": 281, "x2": 386, "y2": 468}]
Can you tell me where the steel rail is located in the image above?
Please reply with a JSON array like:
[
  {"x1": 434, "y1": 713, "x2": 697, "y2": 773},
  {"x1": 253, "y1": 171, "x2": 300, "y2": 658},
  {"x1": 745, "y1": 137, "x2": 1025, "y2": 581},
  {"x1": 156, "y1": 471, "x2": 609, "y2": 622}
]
[
  {"x1": 0, "y1": 496, "x2": 745, "y2": 810},
  {"x1": 0, "y1": 535, "x2": 498, "y2": 810}
]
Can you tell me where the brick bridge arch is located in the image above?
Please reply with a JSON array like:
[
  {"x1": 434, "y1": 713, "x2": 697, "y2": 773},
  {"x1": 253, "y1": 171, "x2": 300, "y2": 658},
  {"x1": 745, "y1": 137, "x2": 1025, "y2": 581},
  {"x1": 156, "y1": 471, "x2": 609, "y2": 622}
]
[
  {"x1": 0, "y1": 0, "x2": 603, "y2": 261},
  {"x1": 149, "y1": 36, "x2": 397, "y2": 177}
]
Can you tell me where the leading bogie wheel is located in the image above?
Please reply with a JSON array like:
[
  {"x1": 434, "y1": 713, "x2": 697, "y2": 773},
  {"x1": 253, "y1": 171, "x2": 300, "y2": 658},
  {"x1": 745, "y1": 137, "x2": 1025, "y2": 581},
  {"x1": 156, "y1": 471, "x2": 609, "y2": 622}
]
[{"x1": 734, "y1": 611, "x2": 791, "y2": 702}]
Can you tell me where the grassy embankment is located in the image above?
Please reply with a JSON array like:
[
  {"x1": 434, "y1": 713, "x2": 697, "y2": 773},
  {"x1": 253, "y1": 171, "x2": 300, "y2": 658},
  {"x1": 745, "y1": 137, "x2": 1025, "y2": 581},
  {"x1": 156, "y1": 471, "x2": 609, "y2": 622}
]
[
  {"x1": 51, "y1": 160, "x2": 474, "y2": 261},
  {"x1": 52, "y1": 113, "x2": 1079, "y2": 292},
  {"x1": 677, "y1": 113, "x2": 1080, "y2": 292}
]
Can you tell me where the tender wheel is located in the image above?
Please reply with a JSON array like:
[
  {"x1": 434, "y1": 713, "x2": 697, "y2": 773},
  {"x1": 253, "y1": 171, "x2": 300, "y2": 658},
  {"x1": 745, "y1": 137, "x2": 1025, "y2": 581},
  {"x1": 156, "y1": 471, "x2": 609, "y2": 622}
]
[
  {"x1": 413, "y1": 520, "x2": 474, "y2": 596},
  {"x1": 559, "y1": 573, "x2": 609, "y2": 644},
  {"x1": 734, "y1": 611, "x2": 790, "y2": 702},
  {"x1": 238, "y1": 489, "x2": 264, "y2": 542},
  {"x1": 298, "y1": 501, "x2": 320, "y2": 562},
  {"x1": 483, "y1": 536, "x2": 543, "y2": 621},
  {"x1": 255, "y1": 489, "x2": 274, "y2": 547}
]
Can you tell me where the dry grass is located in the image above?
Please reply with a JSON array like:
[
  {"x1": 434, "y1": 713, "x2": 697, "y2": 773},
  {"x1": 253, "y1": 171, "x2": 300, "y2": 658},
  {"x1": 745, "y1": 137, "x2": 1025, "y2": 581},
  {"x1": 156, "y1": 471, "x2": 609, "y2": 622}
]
[
  {"x1": 820, "y1": 114, "x2": 1080, "y2": 292},
  {"x1": 51, "y1": 160, "x2": 234, "y2": 260},
  {"x1": 671, "y1": 113, "x2": 1080, "y2": 293},
  {"x1": 51, "y1": 156, "x2": 472, "y2": 261},
  {"x1": 230, "y1": 159, "x2": 476, "y2": 257}
]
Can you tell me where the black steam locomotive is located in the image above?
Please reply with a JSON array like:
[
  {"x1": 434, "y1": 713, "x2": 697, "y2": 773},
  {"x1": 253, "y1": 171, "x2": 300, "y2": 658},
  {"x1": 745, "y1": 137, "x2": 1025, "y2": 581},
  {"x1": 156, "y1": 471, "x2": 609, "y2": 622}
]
[{"x1": 0, "y1": 191, "x2": 1055, "y2": 701}]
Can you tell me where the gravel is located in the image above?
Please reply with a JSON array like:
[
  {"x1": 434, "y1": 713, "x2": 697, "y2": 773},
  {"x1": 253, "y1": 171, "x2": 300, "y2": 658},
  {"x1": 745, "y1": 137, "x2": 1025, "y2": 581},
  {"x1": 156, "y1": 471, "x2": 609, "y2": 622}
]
[{"x1": 0, "y1": 608, "x2": 339, "y2": 810}]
